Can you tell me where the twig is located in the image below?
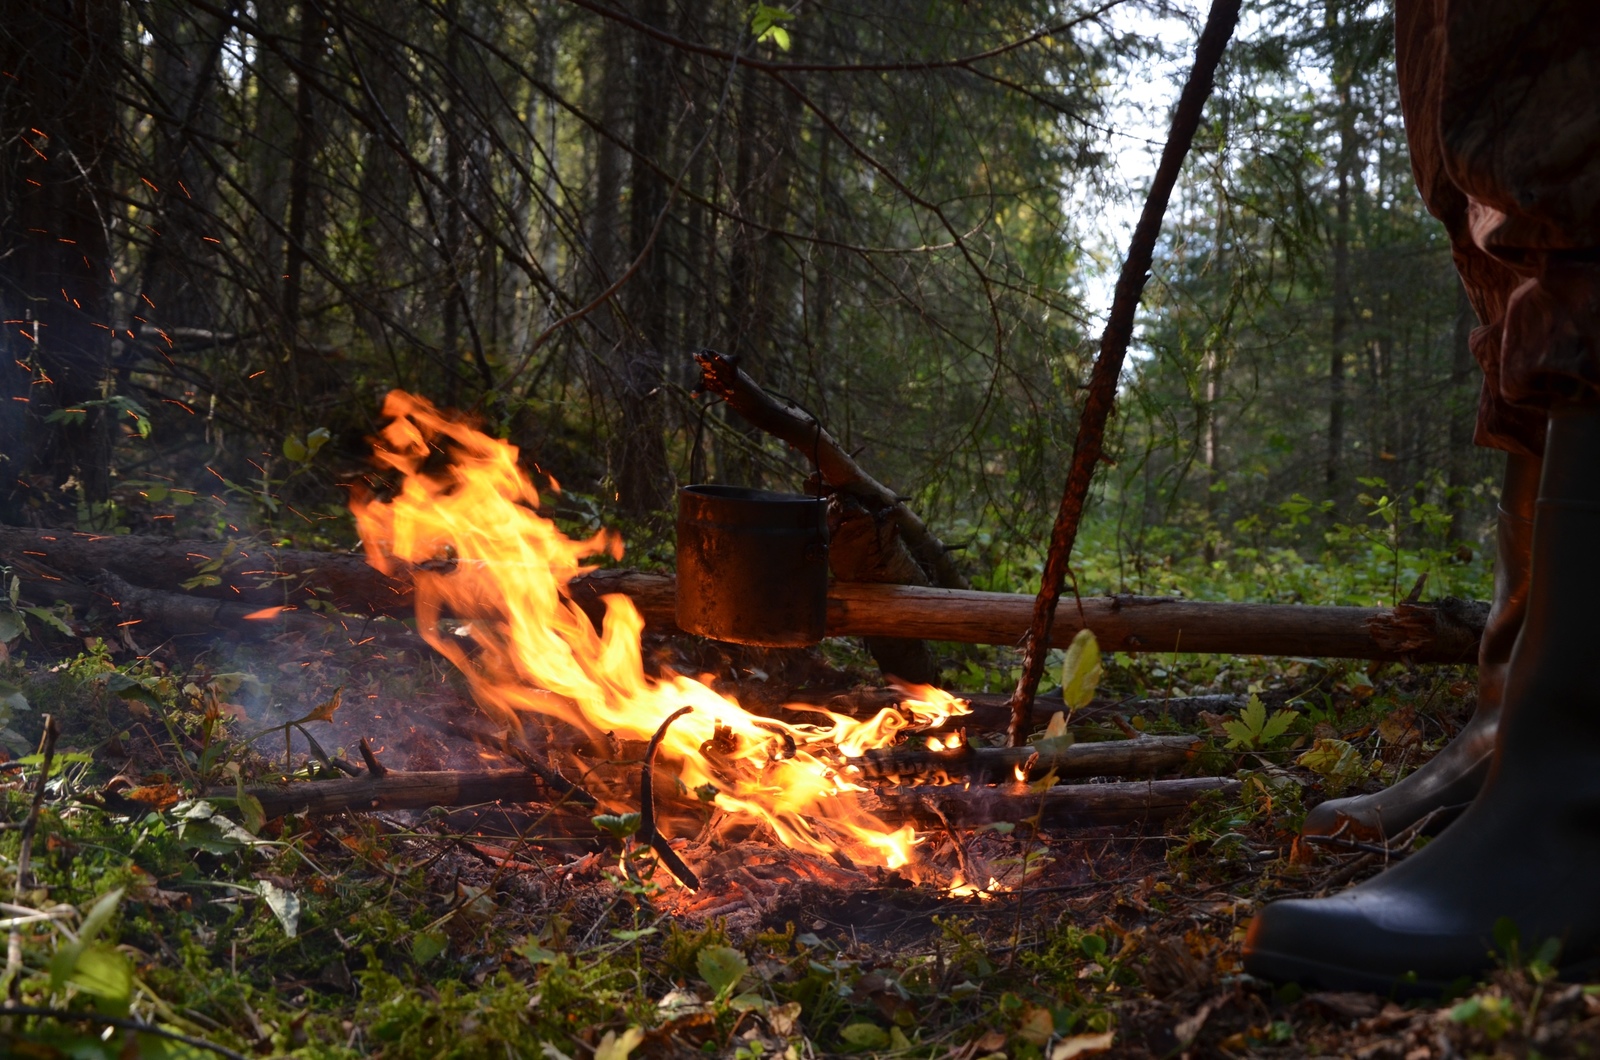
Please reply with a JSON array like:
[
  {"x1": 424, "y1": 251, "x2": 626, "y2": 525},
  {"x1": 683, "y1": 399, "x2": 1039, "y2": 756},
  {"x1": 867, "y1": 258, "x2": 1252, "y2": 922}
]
[
  {"x1": 638, "y1": 707, "x2": 699, "y2": 891},
  {"x1": 0, "y1": 1005, "x2": 249, "y2": 1060},
  {"x1": 1006, "y1": 0, "x2": 1242, "y2": 746},
  {"x1": 6, "y1": 714, "x2": 58, "y2": 1001},
  {"x1": 357, "y1": 737, "x2": 387, "y2": 778},
  {"x1": 431, "y1": 717, "x2": 596, "y2": 807}
]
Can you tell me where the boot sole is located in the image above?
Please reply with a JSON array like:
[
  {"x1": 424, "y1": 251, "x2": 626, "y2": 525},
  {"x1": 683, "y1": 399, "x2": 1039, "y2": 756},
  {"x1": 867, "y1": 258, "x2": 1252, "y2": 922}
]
[{"x1": 1244, "y1": 946, "x2": 1468, "y2": 1000}]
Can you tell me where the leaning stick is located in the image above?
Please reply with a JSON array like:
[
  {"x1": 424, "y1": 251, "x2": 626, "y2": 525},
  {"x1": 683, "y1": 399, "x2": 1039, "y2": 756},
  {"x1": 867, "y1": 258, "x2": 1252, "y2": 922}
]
[
  {"x1": 854, "y1": 734, "x2": 1201, "y2": 784},
  {"x1": 875, "y1": 776, "x2": 1241, "y2": 829},
  {"x1": 1008, "y1": 0, "x2": 1243, "y2": 746}
]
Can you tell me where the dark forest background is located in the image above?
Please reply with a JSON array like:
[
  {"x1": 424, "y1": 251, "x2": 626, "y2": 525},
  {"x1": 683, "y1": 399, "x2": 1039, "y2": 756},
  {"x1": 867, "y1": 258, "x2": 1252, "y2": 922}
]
[{"x1": 0, "y1": 0, "x2": 1499, "y2": 608}]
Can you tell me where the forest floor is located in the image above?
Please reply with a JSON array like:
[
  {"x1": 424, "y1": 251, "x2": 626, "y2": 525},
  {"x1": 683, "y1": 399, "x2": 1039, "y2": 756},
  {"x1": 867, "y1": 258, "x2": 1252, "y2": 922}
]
[{"x1": 0, "y1": 591, "x2": 1594, "y2": 1060}]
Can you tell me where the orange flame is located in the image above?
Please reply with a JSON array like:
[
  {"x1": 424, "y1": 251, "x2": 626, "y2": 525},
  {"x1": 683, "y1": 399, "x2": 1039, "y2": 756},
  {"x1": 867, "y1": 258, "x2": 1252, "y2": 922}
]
[{"x1": 351, "y1": 392, "x2": 970, "y2": 872}]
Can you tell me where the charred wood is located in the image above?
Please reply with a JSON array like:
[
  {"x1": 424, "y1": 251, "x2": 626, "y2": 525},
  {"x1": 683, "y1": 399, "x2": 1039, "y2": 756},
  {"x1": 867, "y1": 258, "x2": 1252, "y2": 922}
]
[
  {"x1": 875, "y1": 776, "x2": 1242, "y2": 829},
  {"x1": 227, "y1": 767, "x2": 586, "y2": 821},
  {"x1": 855, "y1": 734, "x2": 1202, "y2": 784}
]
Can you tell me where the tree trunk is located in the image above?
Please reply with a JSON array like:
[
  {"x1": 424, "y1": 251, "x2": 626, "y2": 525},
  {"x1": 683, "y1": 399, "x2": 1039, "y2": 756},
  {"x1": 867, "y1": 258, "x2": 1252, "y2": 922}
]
[
  {"x1": 614, "y1": 0, "x2": 673, "y2": 515},
  {"x1": 138, "y1": 1, "x2": 233, "y2": 340},
  {"x1": 279, "y1": 0, "x2": 324, "y2": 417},
  {"x1": 0, "y1": 0, "x2": 121, "y2": 523},
  {"x1": 1325, "y1": 0, "x2": 1357, "y2": 510}
]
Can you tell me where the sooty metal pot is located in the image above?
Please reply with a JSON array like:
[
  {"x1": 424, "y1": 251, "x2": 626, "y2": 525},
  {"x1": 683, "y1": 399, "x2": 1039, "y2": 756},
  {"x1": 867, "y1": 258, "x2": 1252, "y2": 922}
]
[{"x1": 675, "y1": 484, "x2": 829, "y2": 647}]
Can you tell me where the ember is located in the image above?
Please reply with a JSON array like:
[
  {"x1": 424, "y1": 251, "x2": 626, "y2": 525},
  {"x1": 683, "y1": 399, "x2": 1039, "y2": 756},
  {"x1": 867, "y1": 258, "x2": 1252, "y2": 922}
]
[{"x1": 351, "y1": 390, "x2": 971, "y2": 873}]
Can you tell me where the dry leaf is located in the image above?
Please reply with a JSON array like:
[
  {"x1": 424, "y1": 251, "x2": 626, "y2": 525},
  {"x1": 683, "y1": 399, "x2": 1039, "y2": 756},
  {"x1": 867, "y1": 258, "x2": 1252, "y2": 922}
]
[
  {"x1": 1376, "y1": 705, "x2": 1421, "y2": 748},
  {"x1": 304, "y1": 687, "x2": 342, "y2": 724},
  {"x1": 974, "y1": 1029, "x2": 1007, "y2": 1052},
  {"x1": 1050, "y1": 1031, "x2": 1114, "y2": 1060},
  {"x1": 766, "y1": 1001, "x2": 802, "y2": 1037},
  {"x1": 123, "y1": 783, "x2": 181, "y2": 810}
]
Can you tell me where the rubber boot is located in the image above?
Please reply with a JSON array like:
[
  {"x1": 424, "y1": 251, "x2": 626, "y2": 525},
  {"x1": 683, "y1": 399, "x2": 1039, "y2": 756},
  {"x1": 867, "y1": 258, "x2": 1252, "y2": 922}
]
[
  {"x1": 1301, "y1": 452, "x2": 1540, "y2": 841},
  {"x1": 1243, "y1": 405, "x2": 1600, "y2": 995}
]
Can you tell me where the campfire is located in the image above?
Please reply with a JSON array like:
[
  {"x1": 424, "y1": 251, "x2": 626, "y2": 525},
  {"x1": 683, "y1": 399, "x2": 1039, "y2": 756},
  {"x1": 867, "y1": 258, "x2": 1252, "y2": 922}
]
[{"x1": 350, "y1": 390, "x2": 971, "y2": 882}]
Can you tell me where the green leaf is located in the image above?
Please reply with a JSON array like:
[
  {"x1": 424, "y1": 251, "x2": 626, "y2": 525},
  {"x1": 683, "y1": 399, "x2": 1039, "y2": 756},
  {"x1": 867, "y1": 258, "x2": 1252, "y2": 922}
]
[
  {"x1": 1295, "y1": 738, "x2": 1365, "y2": 795},
  {"x1": 102, "y1": 672, "x2": 161, "y2": 707},
  {"x1": 78, "y1": 888, "x2": 125, "y2": 946},
  {"x1": 610, "y1": 927, "x2": 658, "y2": 942},
  {"x1": 1079, "y1": 933, "x2": 1107, "y2": 959},
  {"x1": 839, "y1": 1023, "x2": 890, "y2": 1050},
  {"x1": 1222, "y1": 694, "x2": 1297, "y2": 750},
  {"x1": 0, "y1": 611, "x2": 24, "y2": 643},
  {"x1": 518, "y1": 941, "x2": 558, "y2": 965},
  {"x1": 412, "y1": 930, "x2": 448, "y2": 965},
  {"x1": 748, "y1": 3, "x2": 794, "y2": 49},
  {"x1": 1059, "y1": 628, "x2": 1102, "y2": 711},
  {"x1": 236, "y1": 789, "x2": 266, "y2": 835},
  {"x1": 67, "y1": 943, "x2": 133, "y2": 1015},
  {"x1": 0, "y1": 680, "x2": 29, "y2": 717},
  {"x1": 254, "y1": 880, "x2": 301, "y2": 938},
  {"x1": 305, "y1": 426, "x2": 332, "y2": 456},
  {"x1": 21, "y1": 606, "x2": 72, "y2": 637},
  {"x1": 1031, "y1": 710, "x2": 1074, "y2": 754},
  {"x1": 7, "y1": 575, "x2": 18, "y2": 606},
  {"x1": 697, "y1": 945, "x2": 749, "y2": 997},
  {"x1": 592, "y1": 812, "x2": 641, "y2": 839},
  {"x1": 282, "y1": 435, "x2": 309, "y2": 462},
  {"x1": 1493, "y1": 916, "x2": 1519, "y2": 955}
]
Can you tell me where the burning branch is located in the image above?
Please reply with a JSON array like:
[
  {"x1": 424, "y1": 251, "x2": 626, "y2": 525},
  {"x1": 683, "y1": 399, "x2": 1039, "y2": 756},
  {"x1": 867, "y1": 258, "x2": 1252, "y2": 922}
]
[
  {"x1": 225, "y1": 767, "x2": 589, "y2": 822},
  {"x1": 876, "y1": 777, "x2": 1242, "y2": 830},
  {"x1": 856, "y1": 734, "x2": 1202, "y2": 784},
  {"x1": 639, "y1": 708, "x2": 700, "y2": 890}
]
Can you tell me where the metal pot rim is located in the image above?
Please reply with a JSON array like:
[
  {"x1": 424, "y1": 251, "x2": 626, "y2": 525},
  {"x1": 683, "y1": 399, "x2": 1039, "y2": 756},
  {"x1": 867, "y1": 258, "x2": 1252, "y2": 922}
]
[{"x1": 678, "y1": 483, "x2": 822, "y2": 506}]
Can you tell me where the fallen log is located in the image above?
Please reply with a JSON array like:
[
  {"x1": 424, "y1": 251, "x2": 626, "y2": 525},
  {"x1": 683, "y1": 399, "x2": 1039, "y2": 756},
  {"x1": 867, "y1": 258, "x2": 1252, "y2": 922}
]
[
  {"x1": 826, "y1": 582, "x2": 1484, "y2": 663},
  {"x1": 1, "y1": 530, "x2": 1486, "y2": 661},
  {"x1": 0, "y1": 525, "x2": 410, "y2": 615},
  {"x1": 228, "y1": 768, "x2": 577, "y2": 820},
  {"x1": 576, "y1": 570, "x2": 1482, "y2": 663},
  {"x1": 876, "y1": 776, "x2": 1242, "y2": 829},
  {"x1": 854, "y1": 734, "x2": 1202, "y2": 784}
]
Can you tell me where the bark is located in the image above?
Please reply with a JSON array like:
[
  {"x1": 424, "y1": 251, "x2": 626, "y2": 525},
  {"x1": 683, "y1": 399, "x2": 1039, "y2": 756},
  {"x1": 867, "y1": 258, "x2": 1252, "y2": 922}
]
[
  {"x1": 281, "y1": 1, "x2": 323, "y2": 365},
  {"x1": 139, "y1": 1, "x2": 233, "y2": 338},
  {"x1": 0, "y1": 530, "x2": 1488, "y2": 662},
  {"x1": 1007, "y1": 0, "x2": 1242, "y2": 745},
  {"x1": 613, "y1": 0, "x2": 673, "y2": 515},
  {"x1": 222, "y1": 768, "x2": 586, "y2": 820},
  {"x1": 875, "y1": 777, "x2": 1242, "y2": 830},
  {"x1": 855, "y1": 734, "x2": 1202, "y2": 784}
]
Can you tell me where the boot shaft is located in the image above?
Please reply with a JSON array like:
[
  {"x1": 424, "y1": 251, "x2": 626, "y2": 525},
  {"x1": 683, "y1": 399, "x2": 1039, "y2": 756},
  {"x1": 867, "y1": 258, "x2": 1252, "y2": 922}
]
[{"x1": 1497, "y1": 405, "x2": 1600, "y2": 763}]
